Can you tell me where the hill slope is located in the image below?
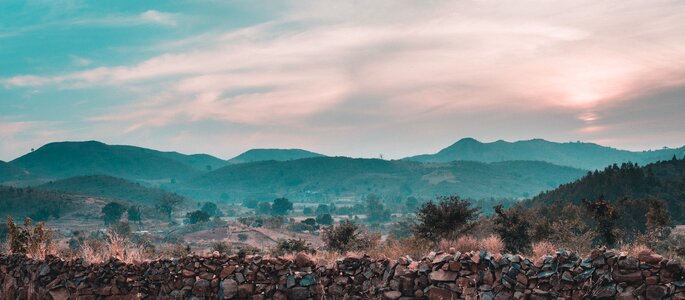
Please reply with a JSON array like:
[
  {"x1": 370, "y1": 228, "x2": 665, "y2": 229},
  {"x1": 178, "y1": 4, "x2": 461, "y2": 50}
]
[
  {"x1": 228, "y1": 149, "x2": 324, "y2": 164},
  {"x1": 38, "y1": 175, "x2": 187, "y2": 206},
  {"x1": 0, "y1": 160, "x2": 29, "y2": 183},
  {"x1": 180, "y1": 157, "x2": 586, "y2": 201},
  {"x1": 10, "y1": 141, "x2": 203, "y2": 181},
  {"x1": 404, "y1": 138, "x2": 685, "y2": 170},
  {"x1": 528, "y1": 157, "x2": 685, "y2": 221}
]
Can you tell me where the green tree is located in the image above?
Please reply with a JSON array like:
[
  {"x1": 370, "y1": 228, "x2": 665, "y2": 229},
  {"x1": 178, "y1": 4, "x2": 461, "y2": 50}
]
[
  {"x1": 127, "y1": 205, "x2": 142, "y2": 225},
  {"x1": 411, "y1": 196, "x2": 478, "y2": 242},
  {"x1": 201, "y1": 202, "x2": 220, "y2": 217},
  {"x1": 102, "y1": 202, "x2": 126, "y2": 225},
  {"x1": 316, "y1": 213, "x2": 334, "y2": 225},
  {"x1": 366, "y1": 194, "x2": 390, "y2": 222},
  {"x1": 257, "y1": 202, "x2": 272, "y2": 215},
  {"x1": 271, "y1": 197, "x2": 293, "y2": 216},
  {"x1": 583, "y1": 198, "x2": 619, "y2": 247},
  {"x1": 303, "y1": 207, "x2": 314, "y2": 215},
  {"x1": 323, "y1": 221, "x2": 366, "y2": 254},
  {"x1": 156, "y1": 194, "x2": 184, "y2": 220},
  {"x1": 493, "y1": 205, "x2": 531, "y2": 253},
  {"x1": 243, "y1": 198, "x2": 259, "y2": 209},
  {"x1": 316, "y1": 204, "x2": 330, "y2": 215},
  {"x1": 185, "y1": 210, "x2": 211, "y2": 224}
]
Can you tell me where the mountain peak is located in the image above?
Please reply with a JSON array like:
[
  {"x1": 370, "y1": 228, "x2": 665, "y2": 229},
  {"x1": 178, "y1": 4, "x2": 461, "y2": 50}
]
[{"x1": 228, "y1": 148, "x2": 325, "y2": 164}]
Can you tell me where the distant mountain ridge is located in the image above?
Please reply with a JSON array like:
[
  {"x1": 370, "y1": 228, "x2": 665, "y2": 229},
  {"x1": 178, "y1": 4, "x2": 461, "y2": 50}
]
[
  {"x1": 0, "y1": 160, "x2": 29, "y2": 182},
  {"x1": 227, "y1": 148, "x2": 324, "y2": 164},
  {"x1": 404, "y1": 138, "x2": 685, "y2": 170},
  {"x1": 177, "y1": 156, "x2": 586, "y2": 201}
]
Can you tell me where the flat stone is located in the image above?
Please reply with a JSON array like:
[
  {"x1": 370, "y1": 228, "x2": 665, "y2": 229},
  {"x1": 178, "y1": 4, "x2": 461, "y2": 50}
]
[
  {"x1": 429, "y1": 269, "x2": 458, "y2": 282},
  {"x1": 427, "y1": 286, "x2": 456, "y2": 300},
  {"x1": 221, "y1": 279, "x2": 237, "y2": 299},
  {"x1": 383, "y1": 291, "x2": 402, "y2": 300},
  {"x1": 645, "y1": 285, "x2": 668, "y2": 300}
]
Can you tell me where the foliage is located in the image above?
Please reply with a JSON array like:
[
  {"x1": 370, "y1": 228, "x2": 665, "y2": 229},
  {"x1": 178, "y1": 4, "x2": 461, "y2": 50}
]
[
  {"x1": 272, "y1": 238, "x2": 315, "y2": 256},
  {"x1": 237, "y1": 233, "x2": 248, "y2": 242},
  {"x1": 109, "y1": 221, "x2": 132, "y2": 237},
  {"x1": 322, "y1": 220, "x2": 373, "y2": 254},
  {"x1": 185, "y1": 210, "x2": 211, "y2": 224},
  {"x1": 156, "y1": 194, "x2": 184, "y2": 220},
  {"x1": 388, "y1": 217, "x2": 414, "y2": 239},
  {"x1": 316, "y1": 213, "x2": 334, "y2": 225},
  {"x1": 242, "y1": 198, "x2": 259, "y2": 209},
  {"x1": 102, "y1": 202, "x2": 127, "y2": 225},
  {"x1": 583, "y1": 198, "x2": 619, "y2": 247},
  {"x1": 302, "y1": 207, "x2": 313, "y2": 215},
  {"x1": 127, "y1": 205, "x2": 142, "y2": 224},
  {"x1": 201, "y1": 202, "x2": 221, "y2": 217},
  {"x1": 6, "y1": 216, "x2": 55, "y2": 259},
  {"x1": 411, "y1": 196, "x2": 478, "y2": 242},
  {"x1": 366, "y1": 194, "x2": 391, "y2": 223},
  {"x1": 271, "y1": 197, "x2": 293, "y2": 216},
  {"x1": 211, "y1": 241, "x2": 231, "y2": 254},
  {"x1": 493, "y1": 205, "x2": 531, "y2": 254},
  {"x1": 257, "y1": 202, "x2": 271, "y2": 215}
]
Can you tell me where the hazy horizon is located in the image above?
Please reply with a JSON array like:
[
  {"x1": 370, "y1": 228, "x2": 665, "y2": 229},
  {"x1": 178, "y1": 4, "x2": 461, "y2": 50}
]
[{"x1": 2, "y1": 1, "x2": 685, "y2": 160}]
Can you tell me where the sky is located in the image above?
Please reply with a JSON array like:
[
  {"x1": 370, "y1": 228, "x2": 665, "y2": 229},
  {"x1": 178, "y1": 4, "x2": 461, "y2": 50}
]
[{"x1": 1, "y1": 0, "x2": 685, "y2": 161}]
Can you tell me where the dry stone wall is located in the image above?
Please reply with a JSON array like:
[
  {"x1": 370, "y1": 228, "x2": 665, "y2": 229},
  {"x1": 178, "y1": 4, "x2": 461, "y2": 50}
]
[{"x1": 1, "y1": 248, "x2": 684, "y2": 299}]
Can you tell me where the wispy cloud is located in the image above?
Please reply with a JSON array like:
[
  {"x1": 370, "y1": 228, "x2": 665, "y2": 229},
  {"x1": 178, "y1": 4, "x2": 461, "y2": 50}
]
[{"x1": 2, "y1": 0, "x2": 685, "y2": 158}]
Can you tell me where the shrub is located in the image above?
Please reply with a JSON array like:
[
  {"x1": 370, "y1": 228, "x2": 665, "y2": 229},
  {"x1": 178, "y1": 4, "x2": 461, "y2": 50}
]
[
  {"x1": 6, "y1": 216, "x2": 55, "y2": 259},
  {"x1": 493, "y1": 205, "x2": 531, "y2": 254},
  {"x1": 272, "y1": 238, "x2": 315, "y2": 256},
  {"x1": 211, "y1": 241, "x2": 231, "y2": 254},
  {"x1": 102, "y1": 202, "x2": 126, "y2": 225},
  {"x1": 480, "y1": 235, "x2": 504, "y2": 254},
  {"x1": 237, "y1": 233, "x2": 249, "y2": 242},
  {"x1": 271, "y1": 198, "x2": 293, "y2": 216},
  {"x1": 583, "y1": 198, "x2": 619, "y2": 247},
  {"x1": 532, "y1": 241, "x2": 556, "y2": 258},
  {"x1": 322, "y1": 221, "x2": 373, "y2": 254},
  {"x1": 412, "y1": 196, "x2": 478, "y2": 243},
  {"x1": 185, "y1": 210, "x2": 211, "y2": 224},
  {"x1": 453, "y1": 235, "x2": 479, "y2": 253},
  {"x1": 316, "y1": 213, "x2": 334, "y2": 226}
]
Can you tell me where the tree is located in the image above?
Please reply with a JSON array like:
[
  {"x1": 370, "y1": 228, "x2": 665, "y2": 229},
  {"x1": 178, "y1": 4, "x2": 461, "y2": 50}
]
[
  {"x1": 185, "y1": 210, "x2": 211, "y2": 224},
  {"x1": 257, "y1": 202, "x2": 272, "y2": 215},
  {"x1": 201, "y1": 202, "x2": 220, "y2": 217},
  {"x1": 316, "y1": 213, "x2": 334, "y2": 225},
  {"x1": 243, "y1": 198, "x2": 259, "y2": 209},
  {"x1": 271, "y1": 197, "x2": 293, "y2": 216},
  {"x1": 102, "y1": 202, "x2": 126, "y2": 225},
  {"x1": 127, "y1": 206, "x2": 142, "y2": 225},
  {"x1": 411, "y1": 196, "x2": 478, "y2": 242},
  {"x1": 316, "y1": 204, "x2": 330, "y2": 215},
  {"x1": 646, "y1": 199, "x2": 672, "y2": 230},
  {"x1": 583, "y1": 198, "x2": 619, "y2": 247},
  {"x1": 493, "y1": 205, "x2": 531, "y2": 253},
  {"x1": 323, "y1": 221, "x2": 367, "y2": 254},
  {"x1": 156, "y1": 194, "x2": 184, "y2": 220},
  {"x1": 366, "y1": 194, "x2": 390, "y2": 222},
  {"x1": 303, "y1": 207, "x2": 314, "y2": 215}
]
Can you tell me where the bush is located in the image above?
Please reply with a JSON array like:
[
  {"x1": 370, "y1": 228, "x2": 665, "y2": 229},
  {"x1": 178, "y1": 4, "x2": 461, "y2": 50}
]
[
  {"x1": 316, "y1": 213, "x2": 334, "y2": 226},
  {"x1": 412, "y1": 196, "x2": 478, "y2": 243},
  {"x1": 185, "y1": 210, "x2": 211, "y2": 224},
  {"x1": 480, "y1": 235, "x2": 504, "y2": 254},
  {"x1": 322, "y1": 220, "x2": 374, "y2": 254},
  {"x1": 6, "y1": 216, "x2": 55, "y2": 259},
  {"x1": 211, "y1": 241, "x2": 231, "y2": 254},
  {"x1": 237, "y1": 233, "x2": 249, "y2": 242},
  {"x1": 102, "y1": 202, "x2": 126, "y2": 225},
  {"x1": 532, "y1": 241, "x2": 556, "y2": 258},
  {"x1": 272, "y1": 238, "x2": 315, "y2": 256},
  {"x1": 493, "y1": 205, "x2": 531, "y2": 254}
]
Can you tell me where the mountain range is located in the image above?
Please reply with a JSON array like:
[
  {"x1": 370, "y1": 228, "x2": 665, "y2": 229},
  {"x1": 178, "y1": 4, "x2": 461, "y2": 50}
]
[
  {"x1": 1, "y1": 139, "x2": 682, "y2": 203},
  {"x1": 403, "y1": 138, "x2": 685, "y2": 170}
]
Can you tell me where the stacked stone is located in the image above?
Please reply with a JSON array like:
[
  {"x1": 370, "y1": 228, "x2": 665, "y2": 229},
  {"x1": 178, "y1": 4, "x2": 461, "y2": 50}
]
[{"x1": 1, "y1": 248, "x2": 684, "y2": 299}]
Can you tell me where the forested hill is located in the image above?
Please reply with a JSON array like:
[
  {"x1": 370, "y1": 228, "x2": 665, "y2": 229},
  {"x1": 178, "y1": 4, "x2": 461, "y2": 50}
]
[
  {"x1": 38, "y1": 175, "x2": 187, "y2": 206},
  {"x1": 527, "y1": 156, "x2": 685, "y2": 220}
]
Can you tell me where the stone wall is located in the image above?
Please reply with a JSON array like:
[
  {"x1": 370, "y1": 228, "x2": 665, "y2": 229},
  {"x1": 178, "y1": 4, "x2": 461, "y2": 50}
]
[{"x1": 1, "y1": 248, "x2": 684, "y2": 299}]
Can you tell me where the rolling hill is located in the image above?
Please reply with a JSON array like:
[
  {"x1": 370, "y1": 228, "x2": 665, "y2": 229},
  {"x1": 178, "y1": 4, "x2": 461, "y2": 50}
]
[
  {"x1": 527, "y1": 157, "x2": 685, "y2": 221},
  {"x1": 178, "y1": 157, "x2": 587, "y2": 201},
  {"x1": 0, "y1": 160, "x2": 29, "y2": 183},
  {"x1": 404, "y1": 138, "x2": 685, "y2": 170},
  {"x1": 227, "y1": 148, "x2": 325, "y2": 164},
  {"x1": 10, "y1": 141, "x2": 204, "y2": 181},
  {"x1": 38, "y1": 175, "x2": 188, "y2": 206}
]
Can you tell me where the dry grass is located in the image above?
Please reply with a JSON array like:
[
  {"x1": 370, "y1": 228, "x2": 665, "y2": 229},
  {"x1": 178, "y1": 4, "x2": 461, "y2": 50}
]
[
  {"x1": 619, "y1": 243, "x2": 652, "y2": 257},
  {"x1": 366, "y1": 237, "x2": 432, "y2": 260},
  {"x1": 79, "y1": 232, "x2": 145, "y2": 264},
  {"x1": 479, "y1": 235, "x2": 504, "y2": 254},
  {"x1": 532, "y1": 241, "x2": 556, "y2": 258}
]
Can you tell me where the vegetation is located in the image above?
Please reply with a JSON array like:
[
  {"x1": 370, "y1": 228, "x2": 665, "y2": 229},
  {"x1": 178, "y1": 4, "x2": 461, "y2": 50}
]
[
  {"x1": 6, "y1": 216, "x2": 54, "y2": 259},
  {"x1": 322, "y1": 221, "x2": 376, "y2": 254},
  {"x1": 185, "y1": 210, "x2": 211, "y2": 224},
  {"x1": 411, "y1": 196, "x2": 478, "y2": 243},
  {"x1": 155, "y1": 194, "x2": 184, "y2": 220},
  {"x1": 102, "y1": 202, "x2": 127, "y2": 225},
  {"x1": 271, "y1": 198, "x2": 293, "y2": 216}
]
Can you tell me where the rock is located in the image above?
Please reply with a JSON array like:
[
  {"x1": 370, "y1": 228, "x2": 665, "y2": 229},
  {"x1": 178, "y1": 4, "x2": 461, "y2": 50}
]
[
  {"x1": 221, "y1": 279, "x2": 238, "y2": 299},
  {"x1": 299, "y1": 274, "x2": 316, "y2": 287},
  {"x1": 613, "y1": 271, "x2": 643, "y2": 283},
  {"x1": 429, "y1": 269, "x2": 458, "y2": 282},
  {"x1": 294, "y1": 252, "x2": 314, "y2": 268},
  {"x1": 192, "y1": 279, "x2": 210, "y2": 296},
  {"x1": 592, "y1": 283, "x2": 617, "y2": 298},
  {"x1": 427, "y1": 286, "x2": 456, "y2": 300},
  {"x1": 220, "y1": 265, "x2": 236, "y2": 279},
  {"x1": 618, "y1": 257, "x2": 640, "y2": 270},
  {"x1": 289, "y1": 287, "x2": 309, "y2": 300},
  {"x1": 48, "y1": 288, "x2": 69, "y2": 300},
  {"x1": 383, "y1": 290, "x2": 402, "y2": 300},
  {"x1": 645, "y1": 285, "x2": 668, "y2": 300},
  {"x1": 38, "y1": 263, "x2": 51, "y2": 277},
  {"x1": 638, "y1": 250, "x2": 663, "y2": 264}
]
